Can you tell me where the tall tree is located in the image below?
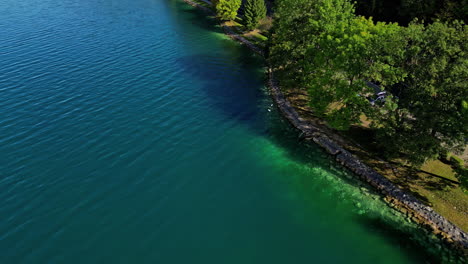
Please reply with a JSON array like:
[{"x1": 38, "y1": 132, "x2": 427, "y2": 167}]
[
  {"x1": 270, "y1": 0, "x2": 467, "y2": 165},
  {"x1": 374, "y1": 20, "x2": 468, "y2": 164},
  {"x1": 244, "y1": 0, "x2": 267, "y2": 30},
  {"x1": 216, "y1": 0, "x2": 242, "y2": 21},
  {"x1": 269, "y1": 0, "x2": 327, "y2": 89}
]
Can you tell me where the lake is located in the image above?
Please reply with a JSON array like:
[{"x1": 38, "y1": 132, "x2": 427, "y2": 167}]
[{"x1": 0, "y1": 0, "x2": 443, "y2": 263}]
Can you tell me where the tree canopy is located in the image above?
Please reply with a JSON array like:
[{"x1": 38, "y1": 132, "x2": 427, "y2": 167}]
[
  {"x1": 244, "y1": 0, "x2": 267, "y2": 30},
  {"x1": 269, "y1": 0, "x2": 468, "y2": 165},
  {"x1": 216, "y1": 0, "x2": 242, "y2": 21}
]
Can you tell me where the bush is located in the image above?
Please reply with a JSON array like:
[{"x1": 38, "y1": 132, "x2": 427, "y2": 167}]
[
  {"x1": 216, "y1": 0, "x2": 242, "y2": 21},
  {"x1": 244, "y1": 0, "x2": 267, "y2": 30},
  {"x1": 453, "y1": 166, "x2": 468, "y2": 190}
]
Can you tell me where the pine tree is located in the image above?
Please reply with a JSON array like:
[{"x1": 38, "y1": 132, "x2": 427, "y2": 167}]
[
  {"x1": 216, "y1": 0, "x2": 242, "y2": 21},
  {"x1": 244, "y1": 0, "x2": 267, "y2": 30}
]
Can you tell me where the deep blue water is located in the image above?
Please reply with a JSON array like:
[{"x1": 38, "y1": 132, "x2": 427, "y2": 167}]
[{"x1": 0, "y1": 0, "x2": 446, "y2": 263}]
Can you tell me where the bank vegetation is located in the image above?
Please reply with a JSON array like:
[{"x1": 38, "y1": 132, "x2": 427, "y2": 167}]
[{"x1": 191, "y1": 0, "x2": 467, "y2": 231}]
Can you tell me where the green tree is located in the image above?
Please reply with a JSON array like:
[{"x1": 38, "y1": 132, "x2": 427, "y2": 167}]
[
  {"x1": 269, "y1": 0, "x2": 333, "y2": 89},
  {"x1": 303, "y1": 14, "x2": 406, "y2": 130},
  {"x1": 270, "y1": 0, "x2": 467, "y2": 165},
  {"x1": 374, "y1": 20, "x2": 468, "y2": 164},
  {"x1": 244, "y1": 0, "x2": 267, "y2": 30},
  {"x1": 271, "y1": 0, "x2": 405, "y2": 129},
  {"x1": 216, "y1": 0, "x2": 242, "y2": 21}
]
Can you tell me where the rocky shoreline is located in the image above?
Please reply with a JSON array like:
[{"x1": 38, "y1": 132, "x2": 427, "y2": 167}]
[
  {"x1": 268, "y1": 70, "x2": 468, "y2": 257},
  {"x1": 181, "y1": 0, "x2": 467, "y2": 257}
]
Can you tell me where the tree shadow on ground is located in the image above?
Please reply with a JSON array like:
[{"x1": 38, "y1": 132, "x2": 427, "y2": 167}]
[{"x1": 269, "y1": 88, "x2": 454, "y2": 202}]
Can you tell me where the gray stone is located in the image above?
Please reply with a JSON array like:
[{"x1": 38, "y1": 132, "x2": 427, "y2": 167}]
[{"x1": 181, "y1": 0, "x2": 468, "y2": 255}]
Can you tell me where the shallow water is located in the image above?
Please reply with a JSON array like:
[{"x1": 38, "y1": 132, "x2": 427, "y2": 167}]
[{"x1": 0, "y1": 0, "x2": 445, "y2": 263}]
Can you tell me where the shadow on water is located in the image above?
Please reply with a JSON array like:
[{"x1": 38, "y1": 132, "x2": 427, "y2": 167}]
[
  {"x1": 170, "y1": 1, "x2": 458, "y2": 262},
  {"x1": 176, "y1": 50, "x2": 454, "y2": 262},
  {"x1": 175, "y1": 52, "x2": 268, "y2": 134},
  {"x1": 169, "y1": 3, "x2": 326, "y2": 167},
  {"x1": 176, "y1": 51, "x2": 358, "y2": 184},
  {"x1": 168, "y1": 0, "x2": 220, "y2": 32},
  {"x1": 355, "y1": 214, "x2": 448, "y2": 263}
]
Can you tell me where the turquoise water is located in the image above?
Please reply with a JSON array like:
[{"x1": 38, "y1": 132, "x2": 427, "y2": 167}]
[{"x1": 0, "y1": 0, "x2": 446, "y2": 263}]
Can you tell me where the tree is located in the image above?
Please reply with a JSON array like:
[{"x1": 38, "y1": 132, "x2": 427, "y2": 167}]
[
  {"x1": 244, "y1": 0, "x2": 267, "y2": 30},
  {"x1": 271, "y1": 0, "x2": 405, "y2": 129},
  {"x1": 216, "y1": 0, "x2": 242, "y2": 21},
  {"x1": 270, "y1": 0, "x2": 467, "y2": 165},
  {"x1": 269, "y1": 0, "x2": 330, "y2": 89},
  {"x1": 374, "y1": 20, "x2": 468, "y2": 164}
]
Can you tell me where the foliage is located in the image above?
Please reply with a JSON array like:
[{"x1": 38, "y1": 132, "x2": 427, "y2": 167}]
[
  {"x1": 269, "y1": 0, "x2": 334, "y2": 89},
  {"x1": 375, "y1": 20, "x2": 468, "y2": 164},
  {"x1": 244, "y1": 0, "x2": 267, "y2": 30},
  {"x1": 271, "y1": 0, "x2": 406, "y2": 129},
  {"x1": 270, "y1": 0, "x2": 468, "y2": 165},
  {"x1": 306, "y1": 17, "x2": 406, "y2": 130},
  {"x1": 400, "y1": 0, "x2": 468, "y2": 22},
  {"x1": 354, "y1": 0, "x2": 468, "y2": 25},
  {"x1": 216, "y1": 0, "x2": 242, "y2": 21},
  {"x1": 449, "y1": 155, "x2": 468, "y2": 190},
  {"x1": 453, "y1": 166, "x2": 468, "y2": 191}
]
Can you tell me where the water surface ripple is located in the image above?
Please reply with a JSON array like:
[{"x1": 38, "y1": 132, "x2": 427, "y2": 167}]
[{"x1": 0, "y1": 0, "x2": 445, "y2": 263}]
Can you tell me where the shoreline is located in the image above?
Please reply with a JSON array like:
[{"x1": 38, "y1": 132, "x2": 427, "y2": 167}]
[{"x1": 180, "y1": 0, "x2": 467, "y2": 257}]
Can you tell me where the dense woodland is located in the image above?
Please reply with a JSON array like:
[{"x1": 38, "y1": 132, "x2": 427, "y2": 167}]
[
  {"x1": 211, "y1": 0, "x2": 467, "y2": 187},
  {"x1": 355, "y1": 0, "x2": 468, "y2": 25}
]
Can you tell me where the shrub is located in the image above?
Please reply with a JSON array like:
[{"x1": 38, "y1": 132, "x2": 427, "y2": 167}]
[
  {"x1": 216, "y1": 0, "x2": 242, "y2": 21},
  {"x1": 244, "y1": 0, "x2": 267, "y2": 30}
]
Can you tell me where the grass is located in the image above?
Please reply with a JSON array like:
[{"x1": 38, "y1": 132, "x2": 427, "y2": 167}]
[
  {"x1": 243, "y1": 30, "x2": 268, "y2": 47},
  {"x1": 283, "y1": 88, "x2": 468, "y2": 232},
  {"x1": 221, "y1": 19, "x2": 269, "y2": 48},
  {"x1": 385, "y1": 160, "x2": 468, "y2": 231},
  {"x1": 344, "y1": 126, "x2": 468, "y2": 231},
  {"x1": 421, "y1": 160, "x2": 458, "y2": 182},
  {"x1": 188, "y1": 0, "x2": 269, "y2": 49},
  {"x1": 244, "y1": 30, "x2": 268, "y2": 41}
]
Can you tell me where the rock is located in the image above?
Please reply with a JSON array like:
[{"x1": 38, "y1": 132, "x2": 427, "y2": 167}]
[{"x1": 267, "y1": 34, "x2": 468, "y2": 255}]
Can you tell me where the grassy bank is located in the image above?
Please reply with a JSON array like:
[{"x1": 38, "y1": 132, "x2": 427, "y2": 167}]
[{"x1": 285, "y1": 89, "x2": 468, "y2": 231}]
